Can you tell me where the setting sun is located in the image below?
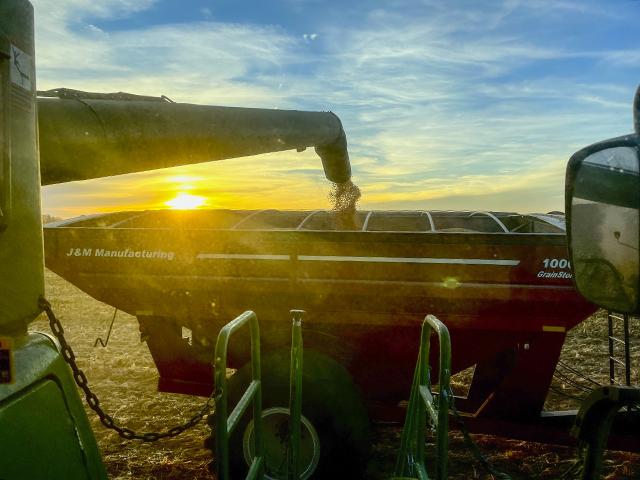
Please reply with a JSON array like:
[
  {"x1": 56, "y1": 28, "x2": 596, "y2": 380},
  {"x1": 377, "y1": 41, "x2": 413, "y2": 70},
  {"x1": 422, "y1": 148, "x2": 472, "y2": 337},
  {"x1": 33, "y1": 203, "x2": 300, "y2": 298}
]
[{"x1": 165, "y1": 193, "x2": 207, "y2": 210}]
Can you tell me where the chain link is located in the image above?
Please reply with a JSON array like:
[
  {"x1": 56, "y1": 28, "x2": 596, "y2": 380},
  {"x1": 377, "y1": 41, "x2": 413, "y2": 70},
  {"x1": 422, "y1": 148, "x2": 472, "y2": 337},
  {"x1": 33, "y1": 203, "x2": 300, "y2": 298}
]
[{"x1": 39, "y1": 297, "x2": 216, "y2": 442}]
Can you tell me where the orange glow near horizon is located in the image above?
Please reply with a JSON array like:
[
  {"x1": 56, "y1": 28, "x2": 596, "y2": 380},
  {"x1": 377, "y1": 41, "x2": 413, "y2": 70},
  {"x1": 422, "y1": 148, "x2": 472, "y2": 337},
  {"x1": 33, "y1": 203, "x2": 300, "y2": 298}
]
[
  {"x1": 40, "y1": 148, "x2": 567, "y2": 219},
  {"x1": 165, "y1": 192, "x2": 207, "y2": 210}
]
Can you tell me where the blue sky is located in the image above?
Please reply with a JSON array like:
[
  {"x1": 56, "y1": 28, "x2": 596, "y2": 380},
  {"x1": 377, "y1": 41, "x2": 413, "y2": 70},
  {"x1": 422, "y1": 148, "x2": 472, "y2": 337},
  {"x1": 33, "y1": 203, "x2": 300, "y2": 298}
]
[{"x1": 35, "y1": 0, "x2": 640, "y2": 217}]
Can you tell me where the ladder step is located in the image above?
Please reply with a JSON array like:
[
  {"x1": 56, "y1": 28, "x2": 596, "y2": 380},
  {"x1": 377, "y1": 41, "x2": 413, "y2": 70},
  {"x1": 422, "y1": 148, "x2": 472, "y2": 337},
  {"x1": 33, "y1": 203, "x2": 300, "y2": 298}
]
[
  {"x1": 610, "y1": 357, "x2": 626, "y2": 366},
  {"x1": 608, "y1": 336, "x2": 626, "y2": 345}
]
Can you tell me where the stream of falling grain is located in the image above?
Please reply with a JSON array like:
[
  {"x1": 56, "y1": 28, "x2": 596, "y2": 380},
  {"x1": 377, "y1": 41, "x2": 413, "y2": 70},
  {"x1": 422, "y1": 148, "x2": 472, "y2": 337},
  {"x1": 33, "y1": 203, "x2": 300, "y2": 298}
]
[{"x1": 329, "y1": 180, "x2": 361, "y2": 230}]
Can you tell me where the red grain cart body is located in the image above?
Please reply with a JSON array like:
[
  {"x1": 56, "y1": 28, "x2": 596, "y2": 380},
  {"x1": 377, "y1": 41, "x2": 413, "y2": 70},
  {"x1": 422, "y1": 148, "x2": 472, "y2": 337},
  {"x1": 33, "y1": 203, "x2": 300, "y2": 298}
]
[{"x1": 44, "y1": 209, "x2": 596, "y2": 424}]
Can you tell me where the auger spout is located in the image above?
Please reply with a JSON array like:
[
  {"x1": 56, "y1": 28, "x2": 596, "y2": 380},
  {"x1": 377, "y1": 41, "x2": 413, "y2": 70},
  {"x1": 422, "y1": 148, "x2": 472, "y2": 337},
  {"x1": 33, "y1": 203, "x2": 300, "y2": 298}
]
[{"x1": 37, "y1": 90, "x2": 351, "y2": 185}]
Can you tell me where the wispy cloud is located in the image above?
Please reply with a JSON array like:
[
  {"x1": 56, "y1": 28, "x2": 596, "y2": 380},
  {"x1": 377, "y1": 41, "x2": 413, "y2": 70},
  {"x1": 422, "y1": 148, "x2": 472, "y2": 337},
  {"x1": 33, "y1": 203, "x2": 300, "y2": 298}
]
[
  {"x1": 37, "y1": 0, "x2": 640, "y2": 217},
  {"x1": 33, "y1": 0, "x2": 300, "y2": 106}
]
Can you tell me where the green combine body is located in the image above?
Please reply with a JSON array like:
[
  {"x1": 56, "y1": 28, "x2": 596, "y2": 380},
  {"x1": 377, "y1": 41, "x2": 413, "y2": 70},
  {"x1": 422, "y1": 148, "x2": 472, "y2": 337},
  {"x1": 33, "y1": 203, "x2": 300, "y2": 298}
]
[{"x1": 0, "y1": 1, "x2": 105, "y2": 478}]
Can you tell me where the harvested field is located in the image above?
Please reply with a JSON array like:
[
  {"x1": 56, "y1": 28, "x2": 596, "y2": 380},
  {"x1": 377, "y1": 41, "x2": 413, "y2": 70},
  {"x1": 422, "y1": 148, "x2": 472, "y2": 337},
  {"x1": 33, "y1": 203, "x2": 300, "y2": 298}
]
[{"x1": 30, "y1": 269, "x2": 640, "y2": 479}]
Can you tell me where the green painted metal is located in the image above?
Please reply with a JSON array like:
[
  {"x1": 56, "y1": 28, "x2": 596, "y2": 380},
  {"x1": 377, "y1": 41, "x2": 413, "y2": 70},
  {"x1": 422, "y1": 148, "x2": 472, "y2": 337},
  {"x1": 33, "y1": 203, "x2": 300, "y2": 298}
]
[
  {"x1": 214, "y1": 310, "x2": 264, "y2": 480},
  {"x1": 288, "y1": 310, "x2": 305, "y2": 480},
  {"x1": 0, "y1": 332, "x2": 107, "y2": 480},
  {"x1": 0, "y1": 3, "x2": 107, "y2": 478},
  {"x1": 394, "y1": 314, "x2": 452, "y2": 480},
  {"x1": 0, "y1": 0, "x2": 43, "y2": 332}
]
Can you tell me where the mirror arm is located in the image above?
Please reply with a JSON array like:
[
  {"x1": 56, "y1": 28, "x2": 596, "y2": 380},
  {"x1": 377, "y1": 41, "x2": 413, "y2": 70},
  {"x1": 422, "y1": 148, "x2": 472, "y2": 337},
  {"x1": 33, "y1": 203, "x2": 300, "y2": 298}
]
[
  {"x1": 614, "y1": 231, "x2": 640, "y2": 251},
  {"x1": 634, "y1": 84, "x2": 640, "y2": 135}
]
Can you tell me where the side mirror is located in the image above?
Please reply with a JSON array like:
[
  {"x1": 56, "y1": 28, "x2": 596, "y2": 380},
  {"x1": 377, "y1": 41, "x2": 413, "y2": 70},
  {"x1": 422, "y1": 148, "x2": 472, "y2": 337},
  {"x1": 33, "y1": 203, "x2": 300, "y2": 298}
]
[{"x1": 566, "y1": 136, "x2": 640, "y2": 313}]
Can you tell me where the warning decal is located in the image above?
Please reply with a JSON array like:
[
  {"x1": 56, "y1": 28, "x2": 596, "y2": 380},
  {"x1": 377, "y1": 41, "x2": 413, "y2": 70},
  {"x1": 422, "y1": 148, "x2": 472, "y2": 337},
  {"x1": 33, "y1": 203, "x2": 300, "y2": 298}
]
[{"x1": 10, "y1": 44, "x2": 33, "y2": 91}]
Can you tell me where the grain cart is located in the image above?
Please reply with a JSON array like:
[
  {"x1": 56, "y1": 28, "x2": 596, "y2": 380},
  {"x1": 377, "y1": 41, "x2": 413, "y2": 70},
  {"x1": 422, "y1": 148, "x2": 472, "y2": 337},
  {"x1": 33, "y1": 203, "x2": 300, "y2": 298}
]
[
  {"x1": 45, "y1": 207, "x2": 597, "y2": 428},
  {"x1": 0, "y1": 0, "x2": 354, "y2": 478},
  {"x1": 43, "y1": 208, "x2": 603, "y2": 477}
]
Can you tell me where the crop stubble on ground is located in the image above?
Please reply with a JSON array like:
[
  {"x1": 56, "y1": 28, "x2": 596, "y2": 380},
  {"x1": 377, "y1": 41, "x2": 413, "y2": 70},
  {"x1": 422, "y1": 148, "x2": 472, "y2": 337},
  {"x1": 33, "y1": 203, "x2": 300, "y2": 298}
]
[{"x1": 29, "y1": 270, "x2": 640, "y2": 479}]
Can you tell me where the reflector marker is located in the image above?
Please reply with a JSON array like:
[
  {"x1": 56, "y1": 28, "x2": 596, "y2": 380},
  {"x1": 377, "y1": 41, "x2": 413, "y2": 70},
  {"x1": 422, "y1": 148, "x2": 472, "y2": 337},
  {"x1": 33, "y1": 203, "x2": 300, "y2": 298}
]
[
  {"x1": 297, "y1": 255, "x2": 520, "y2": 266},
  {"x1": 197, "y1": 253, "x2": 290, "y2": 260},
  {"x1": 542, "y1": 325, "x2": 566, "y2": 333}
]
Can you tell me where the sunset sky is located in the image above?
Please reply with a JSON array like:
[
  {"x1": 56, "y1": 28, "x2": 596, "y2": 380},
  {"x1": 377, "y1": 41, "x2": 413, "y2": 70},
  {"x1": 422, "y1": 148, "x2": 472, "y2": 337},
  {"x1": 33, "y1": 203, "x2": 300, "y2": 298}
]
[{"x1": 35, "y1": 0, "x2": 640, "y2": 218}]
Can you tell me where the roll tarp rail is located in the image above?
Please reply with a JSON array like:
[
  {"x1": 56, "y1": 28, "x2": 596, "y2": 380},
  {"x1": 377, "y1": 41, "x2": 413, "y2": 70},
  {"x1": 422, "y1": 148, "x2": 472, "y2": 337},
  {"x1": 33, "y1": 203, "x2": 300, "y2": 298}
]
[{"x1": 46, "y1": 208, "x2": 568, "y2": 234}]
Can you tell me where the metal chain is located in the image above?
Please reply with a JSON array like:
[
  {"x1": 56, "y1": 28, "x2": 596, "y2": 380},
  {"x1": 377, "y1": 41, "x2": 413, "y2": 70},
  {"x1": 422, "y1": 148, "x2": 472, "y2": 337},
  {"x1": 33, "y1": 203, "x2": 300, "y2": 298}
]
[
  {"x1": 447, "y1": 387, "x2": 513, "y2": 480},
  {"x1": 39, "y1": 297, "x2": 216, "y2": 442}
]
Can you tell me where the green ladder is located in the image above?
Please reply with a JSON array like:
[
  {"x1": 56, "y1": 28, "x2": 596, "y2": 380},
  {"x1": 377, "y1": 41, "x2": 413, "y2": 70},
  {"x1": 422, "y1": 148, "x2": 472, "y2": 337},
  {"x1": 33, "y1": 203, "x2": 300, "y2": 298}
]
[
  {"x1": 394, "y1": 314, "x2": 452, "y2": 480},
  {"x1": 213, "y1": 310, "x2": 265, "y2": 480},
  {"x1": 213, "y1": 310, "x2": 306, "y2": 480}
]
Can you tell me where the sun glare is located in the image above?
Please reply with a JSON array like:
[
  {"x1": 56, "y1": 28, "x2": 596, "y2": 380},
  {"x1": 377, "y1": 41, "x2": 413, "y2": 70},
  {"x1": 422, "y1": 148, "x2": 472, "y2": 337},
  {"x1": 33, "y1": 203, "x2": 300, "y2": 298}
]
[{"x1": 165, "y1": 193, "x2": 207, "y2": 210}]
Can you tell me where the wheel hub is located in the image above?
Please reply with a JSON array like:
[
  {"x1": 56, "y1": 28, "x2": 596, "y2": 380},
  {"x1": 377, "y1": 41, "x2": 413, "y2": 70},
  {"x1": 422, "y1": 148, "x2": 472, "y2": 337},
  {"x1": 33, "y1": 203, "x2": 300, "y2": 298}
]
[{"x1": 242, "y1": 407, "x2": 321, "y2": 480}]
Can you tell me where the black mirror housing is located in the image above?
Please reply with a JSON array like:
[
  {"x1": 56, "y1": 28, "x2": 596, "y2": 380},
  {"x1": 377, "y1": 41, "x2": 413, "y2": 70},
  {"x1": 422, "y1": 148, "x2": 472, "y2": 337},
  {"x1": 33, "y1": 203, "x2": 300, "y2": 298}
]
[{"x1": 566, "y1": 134, "x2": 640, "y2": 313}]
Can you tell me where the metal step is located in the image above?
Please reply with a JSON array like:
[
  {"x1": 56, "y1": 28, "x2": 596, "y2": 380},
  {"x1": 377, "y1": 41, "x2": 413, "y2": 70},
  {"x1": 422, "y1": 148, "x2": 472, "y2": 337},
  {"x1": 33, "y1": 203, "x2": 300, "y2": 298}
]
[{"x1": 607, "y1": 311, "x2": 635, "y2": 387}]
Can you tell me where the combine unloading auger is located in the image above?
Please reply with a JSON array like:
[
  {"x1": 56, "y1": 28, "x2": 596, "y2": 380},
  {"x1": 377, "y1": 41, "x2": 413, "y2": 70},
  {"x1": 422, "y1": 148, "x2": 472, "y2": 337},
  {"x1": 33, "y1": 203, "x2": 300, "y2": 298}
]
[{"x1": 37, "y1": 89, "x2": 352, "y2": 186}]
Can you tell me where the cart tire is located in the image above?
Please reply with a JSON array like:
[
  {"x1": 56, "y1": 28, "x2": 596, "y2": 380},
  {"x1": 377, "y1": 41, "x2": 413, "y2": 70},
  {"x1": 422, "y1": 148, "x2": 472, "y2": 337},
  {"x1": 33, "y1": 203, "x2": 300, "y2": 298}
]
[{"x1": 211, "y1": 349, "x2": 371, "y2": 479}]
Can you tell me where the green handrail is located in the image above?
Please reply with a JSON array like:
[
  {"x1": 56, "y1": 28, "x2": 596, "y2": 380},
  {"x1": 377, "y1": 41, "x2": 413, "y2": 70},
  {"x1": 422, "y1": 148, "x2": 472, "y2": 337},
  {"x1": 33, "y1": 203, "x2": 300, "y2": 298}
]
[
  {"x1": 214, "y1": 310, "x2": 264, "y2": 480},
  {"x1": 288, "y1": 309, "x2": 305, "y2": 480},
  {"x1": 394, "y1": 314, "x2": 452, "y2": 480}
]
